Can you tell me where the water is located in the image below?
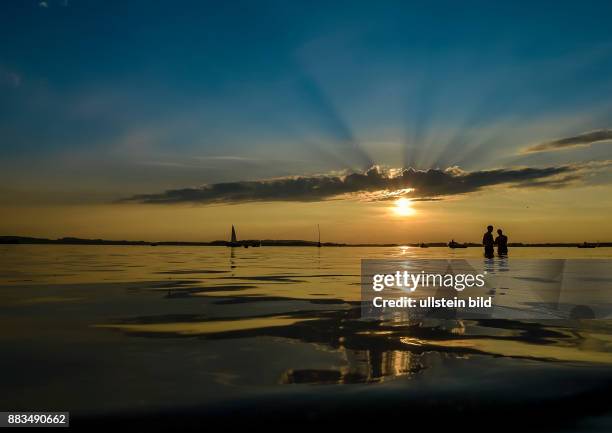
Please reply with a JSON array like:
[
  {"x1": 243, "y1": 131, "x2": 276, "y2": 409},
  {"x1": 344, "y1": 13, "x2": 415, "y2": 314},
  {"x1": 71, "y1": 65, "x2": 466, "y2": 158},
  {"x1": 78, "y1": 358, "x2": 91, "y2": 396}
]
[{"x1": 1, "y1": 245, "x2": 612, "y2": 428}]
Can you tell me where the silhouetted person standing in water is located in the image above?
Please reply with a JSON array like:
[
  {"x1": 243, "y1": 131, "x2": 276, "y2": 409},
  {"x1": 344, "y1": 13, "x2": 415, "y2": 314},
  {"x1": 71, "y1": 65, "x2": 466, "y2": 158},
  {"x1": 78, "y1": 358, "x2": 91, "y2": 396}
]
[
  {"x1": 495, "y1": 229, "x2": 508, "y2": 256},
  {"x1": 483, "y1": 225, "x2": 494, "y2": 258}
]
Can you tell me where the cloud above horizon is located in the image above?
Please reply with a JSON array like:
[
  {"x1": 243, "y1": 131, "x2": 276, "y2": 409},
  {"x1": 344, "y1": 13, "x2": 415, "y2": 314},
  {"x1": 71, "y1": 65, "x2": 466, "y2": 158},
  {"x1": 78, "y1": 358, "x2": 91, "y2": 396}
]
[
  {"x1": 523, "y1": 129, "x2": 612, "y2": 154},
  {"x1": 123, "y1": 164, "x2": 584, "y2": 205}
]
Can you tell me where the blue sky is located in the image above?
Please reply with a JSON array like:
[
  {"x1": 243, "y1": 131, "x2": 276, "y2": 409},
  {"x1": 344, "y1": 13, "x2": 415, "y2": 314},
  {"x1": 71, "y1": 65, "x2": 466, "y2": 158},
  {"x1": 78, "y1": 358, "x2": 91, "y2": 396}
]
[{"x1": 1, "y1": 0, "x2": 612, "y2": 200}]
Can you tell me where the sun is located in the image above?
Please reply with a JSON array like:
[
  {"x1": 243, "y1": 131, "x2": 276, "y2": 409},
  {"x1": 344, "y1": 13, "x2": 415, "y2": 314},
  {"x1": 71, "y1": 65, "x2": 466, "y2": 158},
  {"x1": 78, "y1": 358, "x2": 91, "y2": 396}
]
[{"x1": 393, "y1": 198, "x2": 415, "y2": 216}]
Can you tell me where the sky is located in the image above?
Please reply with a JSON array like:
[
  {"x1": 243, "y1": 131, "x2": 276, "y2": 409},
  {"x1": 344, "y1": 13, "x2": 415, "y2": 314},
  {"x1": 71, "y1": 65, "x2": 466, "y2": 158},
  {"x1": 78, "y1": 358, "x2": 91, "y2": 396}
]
[{"x1": 1, "y1": 0, "x2": 611, "y2": 243}]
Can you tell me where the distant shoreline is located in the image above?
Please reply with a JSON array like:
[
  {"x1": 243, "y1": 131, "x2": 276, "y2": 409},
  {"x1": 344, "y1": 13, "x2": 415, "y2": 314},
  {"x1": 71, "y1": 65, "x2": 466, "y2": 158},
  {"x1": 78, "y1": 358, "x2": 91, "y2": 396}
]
[{"x1": 1, "y1": 236, "x2": 610, "y2": 248}]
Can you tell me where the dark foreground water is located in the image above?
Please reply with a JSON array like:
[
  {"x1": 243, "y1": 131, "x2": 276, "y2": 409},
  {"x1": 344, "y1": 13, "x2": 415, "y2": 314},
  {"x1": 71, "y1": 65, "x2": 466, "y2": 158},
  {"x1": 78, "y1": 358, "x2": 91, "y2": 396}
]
[{"x1": 1, "y1": 245, "x2": 612, "y2": 431}]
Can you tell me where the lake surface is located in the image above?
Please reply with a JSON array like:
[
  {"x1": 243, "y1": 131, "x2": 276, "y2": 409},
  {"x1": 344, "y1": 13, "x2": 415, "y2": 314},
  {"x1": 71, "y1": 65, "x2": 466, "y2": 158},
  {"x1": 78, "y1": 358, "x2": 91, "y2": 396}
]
[{"x1": 2, "y1": 245, "x2": 612, "y2": 429}]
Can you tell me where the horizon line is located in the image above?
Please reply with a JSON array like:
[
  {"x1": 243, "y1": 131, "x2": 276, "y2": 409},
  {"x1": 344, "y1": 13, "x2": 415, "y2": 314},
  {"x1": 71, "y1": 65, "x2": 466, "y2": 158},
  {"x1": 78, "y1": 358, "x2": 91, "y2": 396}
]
[{"x1": 1, "y1": 235, "x2": 609, "y2": 247}]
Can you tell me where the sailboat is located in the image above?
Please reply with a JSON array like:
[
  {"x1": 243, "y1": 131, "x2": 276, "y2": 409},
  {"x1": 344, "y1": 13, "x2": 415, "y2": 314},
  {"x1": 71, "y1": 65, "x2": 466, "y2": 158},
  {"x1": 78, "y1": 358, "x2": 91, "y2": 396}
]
[
  {"x1": 227, "y1": 225, "x2": 261, "y2": 248},
  {"x1": 317, "y1": 224, "x2": 321, "y2": 248},
  {"x1": 227, "y1": 225, "x2": 240, "y2": 247}
]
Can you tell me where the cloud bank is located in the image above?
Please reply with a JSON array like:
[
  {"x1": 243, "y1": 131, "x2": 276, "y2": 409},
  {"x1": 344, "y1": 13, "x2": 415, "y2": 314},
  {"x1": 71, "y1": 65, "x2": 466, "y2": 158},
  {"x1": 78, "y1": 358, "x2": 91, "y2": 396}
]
[
  {"x1": 123, "y1": 164, "x2": 579, "y2": 205},
  {"x1": 524, "y1": 129, "x2": 612, "y2": 153}
]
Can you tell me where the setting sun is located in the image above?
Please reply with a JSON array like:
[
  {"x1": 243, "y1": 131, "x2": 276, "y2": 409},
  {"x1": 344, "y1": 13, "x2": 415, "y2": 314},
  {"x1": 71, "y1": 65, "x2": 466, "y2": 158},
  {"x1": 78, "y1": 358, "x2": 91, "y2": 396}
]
[{"x1": 393, "y1": 198, "x2": 415, "y2": 216}]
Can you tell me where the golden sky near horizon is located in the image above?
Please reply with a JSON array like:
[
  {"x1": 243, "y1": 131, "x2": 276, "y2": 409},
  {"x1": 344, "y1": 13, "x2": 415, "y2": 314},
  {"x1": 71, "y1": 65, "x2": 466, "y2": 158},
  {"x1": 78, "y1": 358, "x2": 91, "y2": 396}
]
[{"x1": 2, "y1": 183, "x2": 611, "y2": 243}]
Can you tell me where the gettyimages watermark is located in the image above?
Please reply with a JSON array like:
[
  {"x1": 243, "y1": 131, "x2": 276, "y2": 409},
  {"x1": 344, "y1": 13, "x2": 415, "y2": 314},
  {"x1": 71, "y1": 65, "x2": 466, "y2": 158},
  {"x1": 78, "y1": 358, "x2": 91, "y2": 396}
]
[{"x1": 361, "y1": 259, "x2": 612, "y2": 321}]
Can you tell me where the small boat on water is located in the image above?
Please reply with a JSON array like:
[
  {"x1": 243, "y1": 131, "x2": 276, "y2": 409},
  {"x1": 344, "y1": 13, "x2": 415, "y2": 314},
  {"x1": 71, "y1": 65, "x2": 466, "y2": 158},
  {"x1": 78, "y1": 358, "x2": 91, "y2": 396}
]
[
  {"x1": 419, "y1": 243, "x2": 429, "y2": 248},
  {"x1": 227, "y1": 225, "x2": 240, "y2": 247},
  {"x1": 577, "y1": 242, "x2": 597, "y2": 248},
  {"x1": 227, "y1": 225, "x2": 261, "y2": 248},
  {"x1": 448, "y1": 240, "x2": 468, "y2": 249}
]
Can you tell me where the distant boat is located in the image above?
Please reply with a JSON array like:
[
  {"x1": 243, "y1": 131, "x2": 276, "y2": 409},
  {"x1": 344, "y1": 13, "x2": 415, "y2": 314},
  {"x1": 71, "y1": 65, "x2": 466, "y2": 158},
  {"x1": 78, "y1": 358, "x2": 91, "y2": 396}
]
[
  {"x1": 227, "y1": 225, "x2": 261, "y2": 248},
  {"x1": 419, "y1": 243, "x2": 429, "y2": 248},
  {"x1": 448, "y1": 240, "x2": 468, "y2": 249},
  {"x1": 317, "y1": 224, "x2": 321, "y2": 248},
  {"x1": 577, "y1": 242, "x2": 597, "y2": 248},
  {"x1": 228, "y1": 225, "x2": 240, "y2": 247}
]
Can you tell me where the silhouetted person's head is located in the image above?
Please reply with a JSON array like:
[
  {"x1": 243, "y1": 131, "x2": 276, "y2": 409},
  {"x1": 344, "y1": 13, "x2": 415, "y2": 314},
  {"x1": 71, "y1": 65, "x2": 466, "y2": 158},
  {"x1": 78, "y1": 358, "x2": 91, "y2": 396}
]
[
  {"x1": 497, "y1": 229, "x2": 503, "y2": 235},
  {"x1": 487, "y1": 225, "x2": 493, "y2": 232}
]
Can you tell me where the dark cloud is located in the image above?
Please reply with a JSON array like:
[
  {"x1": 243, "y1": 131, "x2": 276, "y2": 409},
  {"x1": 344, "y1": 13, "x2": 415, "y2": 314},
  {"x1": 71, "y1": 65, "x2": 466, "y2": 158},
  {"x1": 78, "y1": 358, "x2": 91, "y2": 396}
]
[
  {"x1": 512, "y1": 174, "x2": 582, "y2": 189},
  {"x1": 123, "y1": 164, "x2": 577, "y2": 205},
  {"x1": 523, "y1": 129, "x2": 612, "y2": 153}
]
